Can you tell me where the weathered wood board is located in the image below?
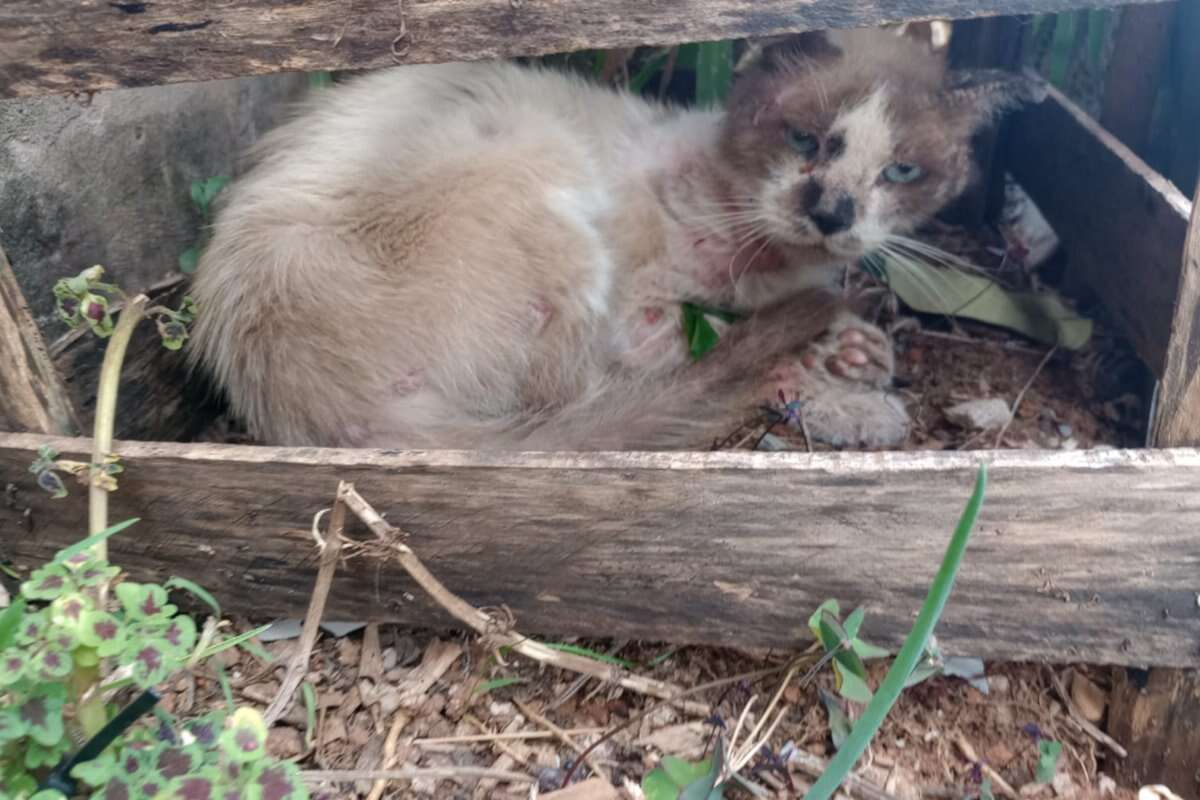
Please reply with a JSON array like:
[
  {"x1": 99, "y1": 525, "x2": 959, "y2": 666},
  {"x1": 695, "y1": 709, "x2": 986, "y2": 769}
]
[
  {"x1": 2, "y1": 433, "x2": 1199, "y2": 667},
  {"x1": 1006, "y1": 83, "x2": 1194, "y2": 377},
  {"x1": 1153, "y1": 172, "x2": 1200, "y2": 446},
  {"x1": 0, "y1": 0, "x2": 1171, "y2": 99},
  {"x1": 0, "y1": 247, "x2": 80, "y2": 437}
]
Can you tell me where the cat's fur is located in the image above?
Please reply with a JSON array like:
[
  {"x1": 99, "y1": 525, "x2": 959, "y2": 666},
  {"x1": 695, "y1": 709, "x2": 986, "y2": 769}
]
[{"x1": 189, "y1": 28, "x2": 1043, "y2": 450}]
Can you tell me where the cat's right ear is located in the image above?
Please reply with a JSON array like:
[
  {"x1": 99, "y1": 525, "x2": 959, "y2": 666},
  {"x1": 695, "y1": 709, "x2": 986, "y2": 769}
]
[{"x1": 736, "y1": 31, "x2": 842, "y2": 75}]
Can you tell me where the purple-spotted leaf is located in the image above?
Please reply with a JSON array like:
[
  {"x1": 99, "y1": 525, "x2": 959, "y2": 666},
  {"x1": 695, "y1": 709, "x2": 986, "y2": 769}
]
[
  {"x1": 21, "y1": 564, "x2": 73, "y2": 600},
  {"x1": 125, "y1": 640, "x2": 173, "y2": 687},
  {"x1": 182, "y1": 712, "x2": 224, "y2": 747},
  {"x1": 220, "y1": 707, "x2": 268, "y2": 763},
  {"x1": 116, "y1": 582, "x2": 175, "y2": 620},
  {"x1": 155, "y1": 744, "x2": 202, "y2": 779},
  {"x1": 160, "y1": 615, "x2": 198, "y2": 655},
  {"x1": 75, "y1": 562, "x2": 121, "y2": 588},
  {"x1": 158, "y1": 770, "x2": 222, "y2": 800},
  {"x1": 0, "y1": 705, "x2": 29, "y2": 742},
  {"x1": 20, "y1": 691, "x2": 66, "y2": 745},
  {"x1": 79, "y1": 610, "x2": 127, "y2": 657},
  {"x1": 95, "y1": 777, "x2": 133, "y2": 800},
  {"x1": 50, "y1": 592, "x2": 94, "y2": 631},
  {"x1": 16, "y1": 610, "x2": 48, "y2": 645},
  {"x1": 243, "y1": 760, "x2": 309, "y2": 800},
  {"x1": 30, "y1": 789, "x2": 69, "y2": 799},
  {"x1": 0, "y1": 648, "x2": 27, "y2": 686},
  {"x1": 59, "y1": 551, "x2": 95, "y2": 571},
  {"x1": 24, "y1": 737, "x2": 70, "y2": 768},
  {"x1": 34, "y1": 643, "x2": 74, "y2": 680},
  {"x1": 70, "y1": 749, "x2": 118, "y2": 787}
]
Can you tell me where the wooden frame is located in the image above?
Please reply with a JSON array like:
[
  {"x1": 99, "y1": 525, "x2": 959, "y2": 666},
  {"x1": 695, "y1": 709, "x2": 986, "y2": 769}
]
[
  {"x1": 3, "y1": 433, "x2": 1200, "y2": 667},
  {"x1": 0, "y1": 0, "x2": 1171, "y2": 99},
  {"x1": 0, "y1": 0, "x2": 1197, "y2": 676}
]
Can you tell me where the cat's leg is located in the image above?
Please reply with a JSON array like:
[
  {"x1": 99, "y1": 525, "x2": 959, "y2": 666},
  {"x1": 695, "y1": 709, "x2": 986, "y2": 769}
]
[{"x1": 761, "y1": 311, "x2": 910, "y2": 448}]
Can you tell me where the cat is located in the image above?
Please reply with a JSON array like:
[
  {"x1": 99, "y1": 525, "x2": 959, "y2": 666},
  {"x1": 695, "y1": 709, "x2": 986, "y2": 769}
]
[{"x1": 188, "y1": 27, "x2": 1044, "y2": 451}]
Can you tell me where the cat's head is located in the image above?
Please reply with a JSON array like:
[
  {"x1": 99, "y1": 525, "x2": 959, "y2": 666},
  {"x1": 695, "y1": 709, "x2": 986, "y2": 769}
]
[{"x1": 720, "y1": 28, "x2": 1045, "y2": 261}]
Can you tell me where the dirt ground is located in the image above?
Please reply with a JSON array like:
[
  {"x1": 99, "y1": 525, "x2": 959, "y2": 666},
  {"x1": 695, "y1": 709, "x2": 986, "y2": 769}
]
[{"x1": 158, "y1": 624, "x2": 1142, "y2": 799}]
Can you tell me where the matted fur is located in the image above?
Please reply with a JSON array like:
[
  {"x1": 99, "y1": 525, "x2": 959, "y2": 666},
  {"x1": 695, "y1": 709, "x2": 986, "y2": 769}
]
[{"x1": 189, "y1": 28, "x2": 1042, "y2": 451}]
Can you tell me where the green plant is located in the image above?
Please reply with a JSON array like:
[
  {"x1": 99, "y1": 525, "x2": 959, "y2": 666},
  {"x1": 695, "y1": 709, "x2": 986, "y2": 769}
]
[{"x1": 178, "y1": 176, "x2": 230, "y2": 274}]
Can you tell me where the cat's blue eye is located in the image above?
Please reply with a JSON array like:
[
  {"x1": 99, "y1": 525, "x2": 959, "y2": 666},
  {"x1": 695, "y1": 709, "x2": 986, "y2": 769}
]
[
  {"x1": 788, "y1": 130, "x2": 819, "y2": 156},
  {"x1": 882, "y1": 162, "x2": 924, "y2": 183}
]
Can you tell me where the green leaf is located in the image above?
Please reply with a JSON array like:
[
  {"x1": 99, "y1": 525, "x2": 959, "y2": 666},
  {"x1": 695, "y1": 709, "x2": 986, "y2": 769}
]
[
  {"x1": 54, "y1": 518, "x2": 140, "y2": 564},
  {"x1": 160, "y1": 615, "x2": 198, "y2": 655},
  {"x1": 30, "y1": 791, "x2": 69, "y2": 800},
  {"x1": 903, "y1": 659, "x2": 942, "y2": 688},
  {"x1": 221, "y1": 707, "x2": 268, "y2": 763},
  {"x1": 21, "y1": 563, "x2": 73, "y2": 600},
  {"x1": 540, "y1": 642, "x2": 635, "y2": 669},
  {"x1": 116, "y1": 582, "x2": 175, "y2": 620},
  {"x1": 474, "y1": 676, "x2": 524, "y2": 695},
  {"x1": 807, "y1": 599, "x2": 840, "y2": 640},
  {"x1": 70, "y1": 750, "x2": 119, "y2": 787},
  {"x1": 0, "y1": 597, "x2": 26, "y2": 650},
  {"x1": 92, "y1": 777, "x2": 135, "y2": 800},
  {"x1": 74, "y1": 646, "x2": 100, "y2": 667},
  {"x1": 190, "y1": 176, "x2": 230, "y2": 215},
  {"x1": 680, "y1": 736, "x2": 725, "y2": 800},
  {"x1": 164, "y1": 576, "x2": 222, "y2": 617},
  {"x1": 868, "y1": 253, "x2": 1092, "y2": 350},
  {"x1": 178, "y1": 247, "x2": 200, "y2": 274},
  {"x1": 183, "y1": 712, "x2": 225, "y2": 748},
  {"x1": 49, "y1": 592, "x2": 94, "y2": 632},
  {"x1": 1036, "y1": 739, "x2": 1062, "y2": 783},
  {"x1": 126, "y1": 640, "x2": 174, "y2": 687},
  {"x1": 643, "y1": 767, "x2": 683, "y2": 800},
  {"x1": 0, "y1": 649, "x2": 26, "y2": 686},
  {"x1": 0, "y1": 705, "x2": 30, "y2": 742},
  {"x1": 17, "y1": 610, "x2": 48, "y2": 645},
  {"x1": 818, "y1": 688, "x2": 852, "y2": 751},
  {"x1": 158, "y1": 772, "x2": 221, "y2": 800},
  {"x1": 34, "y1": 643, "x2": 74, "y2": 681},
  {"x1": 819, "y1": 613, "x2": 869, "y2": 681},
  {"x1": 681, "y1": 303, "x2": 723, "y2": 360},
  {"x1": 980, "y1": 778, "x2": 996, "y2": 800},
  {"x1": 196, "y1": 623, "x2": 272, "y2": 661},
  {"x1": 803, "y1": 464, "x2": 987, "y2": 800},
  {"x1": 19, "y1": 691, "x2": 66, "y2": 746},
  {"x1": 834, "y1": 662, "x2": 873, "y2": 704},
  {"x1": 79, "y1": 610, "x2": 127, "y2": 657},
  {"x1": 842, "y1": 607, "x2": 866, "y2": 639},
  {"x1": 850, "y1": 638, "x2": 891, "y2": 661},
  {"x1": 694, "y1": 40, "x2": 733, "y2": 108}
]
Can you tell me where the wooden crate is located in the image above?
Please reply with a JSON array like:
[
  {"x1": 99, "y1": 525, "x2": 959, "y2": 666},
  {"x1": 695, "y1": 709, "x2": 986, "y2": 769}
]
[{"x1": 0, "y1": 0, "x2": 1197, "y2": 675}]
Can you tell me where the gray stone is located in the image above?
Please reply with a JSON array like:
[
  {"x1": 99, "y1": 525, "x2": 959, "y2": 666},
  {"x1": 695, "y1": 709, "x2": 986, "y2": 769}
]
[
  {"x1": 0, "y1": 75, "x2": 307, "y2": 334},
  {"x1": 945, "y1": 398, "x2": 1012, "y2": 431}
]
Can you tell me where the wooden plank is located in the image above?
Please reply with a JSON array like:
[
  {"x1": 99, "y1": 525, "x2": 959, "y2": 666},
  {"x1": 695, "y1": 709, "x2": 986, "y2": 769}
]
[
  {"x1": 1154, "y1": 180, "x2": 1200, "y2": 447},
  {"x1": 2, "y1": 433, "x2": 1200, "y2": 667},
  {"x1": 0, "y1": 246, "x2": 80, "y2": 436},
  {"x1": 0, "y1": 0, "x2": 1170, "y2": 99},
  {"x1": 1099, "y1": 3, "x2": 1175, "y2": 157},
  {"x1": 1006, "y1": 83, "x2": 1193, "y2": 377}
]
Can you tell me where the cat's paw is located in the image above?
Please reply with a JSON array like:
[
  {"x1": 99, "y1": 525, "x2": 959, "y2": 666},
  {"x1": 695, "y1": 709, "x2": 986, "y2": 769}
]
[
  {"x1": 801, "y1": 389, "x2": 911, "y2": 449},
  {"x1": 801, "y1": 313, "x2": 894, "y2": 389}
]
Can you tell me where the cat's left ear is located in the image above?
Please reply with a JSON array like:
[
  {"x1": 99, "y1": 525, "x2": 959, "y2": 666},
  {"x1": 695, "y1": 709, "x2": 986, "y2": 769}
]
[{"x1": 940, "y1": 67, "x2": 1048, "y2": 130}]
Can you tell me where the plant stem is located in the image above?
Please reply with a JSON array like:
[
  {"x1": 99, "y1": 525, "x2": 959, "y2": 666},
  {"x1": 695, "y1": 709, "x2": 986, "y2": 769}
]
[
  {"x1": 89, "y1": 294, "x2": 147, "y2": 549},
  {"x1": 76, "y1": 294, "x2": 148, "y2": 740}
]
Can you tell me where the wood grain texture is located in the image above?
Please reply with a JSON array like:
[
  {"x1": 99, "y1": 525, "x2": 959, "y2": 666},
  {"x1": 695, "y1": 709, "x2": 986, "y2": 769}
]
[
  {"x1": 1099, "y1": 2, "x2": 1175, "y2": 157},
  {"x1": 0, "y1": 0, "x2": 1168, "y2": 99},
  {"x1": 1107, "y1": 667, "x2": 1200, "y2": 799},
  {"x1": 1006, "y1": 83, "x2": 1194, "y2": 377},
  {"x1": 0, "y1": 246, "x2": 80, "y2": 436},
  {"x1": 2, "y1": 433, "x2": 1199, "y2": 667},
  {"x1": 1153, "y1": 184, "x2": 1200, "y2": 459}
]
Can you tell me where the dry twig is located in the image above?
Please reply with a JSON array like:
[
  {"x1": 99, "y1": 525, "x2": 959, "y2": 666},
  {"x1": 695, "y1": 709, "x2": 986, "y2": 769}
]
[
  {"x1": 1047, "y1": 668, "x2": 1127, "y2": 758},
  {"x1": 954, "y1": 734, "x2": 1018, "y2": 799},
  {"x1": 365, "y1": 711, "x2": 412, "y2": 800},
  {"x1": 515, "y1": 698, "x2": 610, "y2": 783},
  {"x1": 994, "y1": 345, "x2": 1057, "y2": 447},
  {"x1": 302, "y1": 766, "x2": 535, "y2": 785},
  {"x1": 263, "y1": 491, "x2": 347, "y2": 726},
  {"x1": 339, "y1": 483, "x2": 706, "y2": 714}
]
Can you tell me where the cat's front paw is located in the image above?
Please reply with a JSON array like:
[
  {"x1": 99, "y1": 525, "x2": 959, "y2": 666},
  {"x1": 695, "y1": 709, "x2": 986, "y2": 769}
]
[{"x1": 801, "y1": 313, "x2": 894, "y2": 389}]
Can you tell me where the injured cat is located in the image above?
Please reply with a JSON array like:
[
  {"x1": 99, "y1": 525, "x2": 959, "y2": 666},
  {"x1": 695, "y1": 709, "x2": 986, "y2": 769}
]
[{"x1": 188, "y1": 27, "x2": 1044, "y2": 451}]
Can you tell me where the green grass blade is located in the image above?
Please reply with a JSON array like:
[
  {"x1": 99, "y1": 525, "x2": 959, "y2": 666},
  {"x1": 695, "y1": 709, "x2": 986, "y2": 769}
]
[
  {"x1": 195, "y1": 623, "x2": 272, "y2": 661},
  {"x1": 164, "y1": 576, "x2": 222, "y2": 617},
  {"x1": 694, "y1": 41, "x2": 732, "y2": 108},
  {"x1": 1086, "y1": 9, "x2": 1109, "y2": 69},
  {"x1": 629, "y1": 49, "x2": 671, "y2": 93},
  {"x1": 1047, "y1": 12, "x2": 1079, "y2": 88},
  {"x1": 803, "y1": 464, "x2": 987, "y2": 800},
  {"x1": 542, "y1": 642, "x2": 637, "y2": 669},
  {"x1": 53, "y1": 517, "x2": 140, "y2": 563},
  {"x1": 473, "y1": 676, "x2": 525, "y2": 696},
  {"x1": 301, "y1": 682, "x2": 318, "y2": 748}
]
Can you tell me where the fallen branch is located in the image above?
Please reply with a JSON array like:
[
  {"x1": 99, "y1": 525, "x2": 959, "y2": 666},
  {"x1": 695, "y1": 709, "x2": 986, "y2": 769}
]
[
  {"x1": 365, "y1": 710, "x2": 412, "y2": 800},
  {"x1": 263, "y1": 488, "x2": 347, "y2": 726},
  {"x1": 339, "y1": 483, "x2": 706, "y2": 714}
]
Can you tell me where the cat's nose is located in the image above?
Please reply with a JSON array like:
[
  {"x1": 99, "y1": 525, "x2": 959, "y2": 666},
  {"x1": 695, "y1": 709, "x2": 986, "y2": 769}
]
[{"x1": 809, "y1": 196, "x2": 855, "y2": 235}]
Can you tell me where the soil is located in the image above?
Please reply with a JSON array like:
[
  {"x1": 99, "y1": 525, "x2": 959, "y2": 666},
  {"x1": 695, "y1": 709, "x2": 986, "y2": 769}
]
[{"x1": 156, "y1": 624, "x2": 1142, "y2": 799}]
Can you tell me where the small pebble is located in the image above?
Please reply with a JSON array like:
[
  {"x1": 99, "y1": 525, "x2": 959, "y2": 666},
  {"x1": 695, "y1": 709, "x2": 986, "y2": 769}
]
[{"x1": 945, "y1": 398, "x2": 1012, "y2": 430}]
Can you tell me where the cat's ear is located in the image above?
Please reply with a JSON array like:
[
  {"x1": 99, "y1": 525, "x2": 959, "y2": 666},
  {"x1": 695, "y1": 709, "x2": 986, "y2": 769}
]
[
  {"x1": 736, "y1": 31, "x2": 842, "y2": 75},
  {"x1": 939, "y1": 67, "x2": 1048, "y2": 130}
]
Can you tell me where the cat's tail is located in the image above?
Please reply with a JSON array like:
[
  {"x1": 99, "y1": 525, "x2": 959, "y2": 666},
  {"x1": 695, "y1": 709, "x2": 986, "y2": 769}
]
[{"x1": 377, "y1": 289, "x2": 846, "y2": 451}]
